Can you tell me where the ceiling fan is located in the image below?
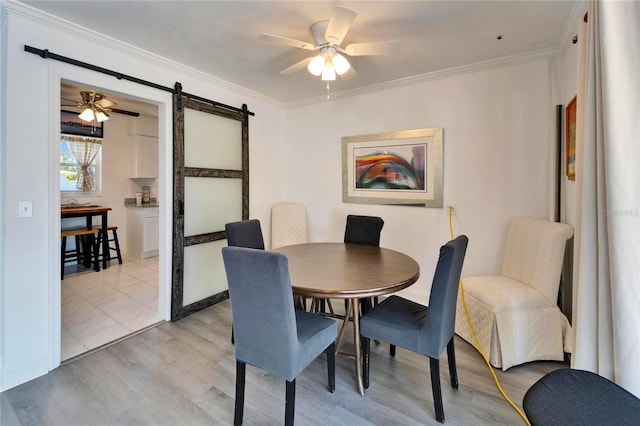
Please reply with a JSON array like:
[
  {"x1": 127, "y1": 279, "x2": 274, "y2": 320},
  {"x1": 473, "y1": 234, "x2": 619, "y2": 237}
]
[
  {"x1": 62, "y1": 91, "x2": 140, "y2": 123},
  {"x1": 258, "y1": 5, "x2": 399, "y2": 81}
]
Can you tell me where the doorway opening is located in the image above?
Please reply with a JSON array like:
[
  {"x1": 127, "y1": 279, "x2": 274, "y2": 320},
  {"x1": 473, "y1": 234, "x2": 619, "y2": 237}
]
[{"x1": 58, "y1": 81, "x2": 165, "y2": 361}]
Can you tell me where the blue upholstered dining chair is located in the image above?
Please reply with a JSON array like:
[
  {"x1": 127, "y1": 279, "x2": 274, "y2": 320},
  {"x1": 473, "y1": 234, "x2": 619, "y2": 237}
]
[
  {"x1": 225, "y1": 219, "x2": 266, "y2": 345},
  {"x1": 222, "y1": 246, "x2": 337, "y2": 426},
  {"x1": 523, "y1": 368, "x2": 640, "y2": 426},
  {"x1": 360, "y1": 235, "x2": 468, "y2": 423},
  {"x1": 225, "y1": 219, "x2": 265, "y2": 250},
  {"x1": 341, "y1": 214, "x2": 385, "y2": 312}
]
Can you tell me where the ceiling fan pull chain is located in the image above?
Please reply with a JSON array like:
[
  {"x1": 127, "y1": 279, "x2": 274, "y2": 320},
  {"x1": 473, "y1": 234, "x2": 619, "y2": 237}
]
[{"x1": 326, "y1": 82, "x2": 330, "y2": 100}]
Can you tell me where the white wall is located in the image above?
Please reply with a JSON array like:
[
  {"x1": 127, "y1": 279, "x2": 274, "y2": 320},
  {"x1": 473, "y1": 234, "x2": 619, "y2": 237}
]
[
  {"x1": 0, "y1": 7, "x2": 284, "y2": 391},
  {"x1": 1, "y1": 2, "x2": 576, "y2": 391},
  {"x1": 284, "y1": 59, "x2": 555, "y2": 300}
]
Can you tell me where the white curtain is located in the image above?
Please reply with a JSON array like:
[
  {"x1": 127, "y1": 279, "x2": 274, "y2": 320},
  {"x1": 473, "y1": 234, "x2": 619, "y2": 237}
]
[
  {"x1": 572, "y1": 1, "x2": 640, "y2": 397},
  {"x1": 64, "y1": 135, "x2": 102, "y2": 192}
]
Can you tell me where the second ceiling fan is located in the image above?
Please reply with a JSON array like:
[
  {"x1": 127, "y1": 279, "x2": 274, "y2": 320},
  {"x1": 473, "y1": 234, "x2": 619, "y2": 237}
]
[
  {"x1": 62, "y1": 91, "x2": 140, "y2": 123},
  {"x1": 258, "y1": 5, "x2": 399, "y2": 81}
]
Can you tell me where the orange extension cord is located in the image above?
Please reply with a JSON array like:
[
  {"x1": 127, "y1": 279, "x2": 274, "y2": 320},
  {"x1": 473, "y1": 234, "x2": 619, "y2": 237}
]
[{"x1": 449, "y1": 206, "x2": 531, "y2": 426}]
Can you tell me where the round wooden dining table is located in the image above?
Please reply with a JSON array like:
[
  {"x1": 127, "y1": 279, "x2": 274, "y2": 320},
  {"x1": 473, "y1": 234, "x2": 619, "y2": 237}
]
[{"x1": 273, "y1": 242, "x2": 420, "y2": 395}]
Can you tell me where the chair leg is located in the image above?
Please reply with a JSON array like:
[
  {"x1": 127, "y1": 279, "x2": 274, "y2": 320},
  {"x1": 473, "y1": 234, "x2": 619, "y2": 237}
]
[
  {"x1": 92, "y1": 234, "x2": 100, "y2": 272},
  {"x1": 362, "y1": 336, "x2": 370, "y2": 389},
  {"x1": 446, "y1": 337, "x2": 458, "y2": 388},
  {"x1": 74, "y1": 235, "x2": 83, "y2": 265},
  {"x1": 234, "y1": 361, "x2": 245, "y2": 426},
  {"x1": 111, "y1": 228, "x2": 123, "y2": 264},
  {"x1": 79, "y1": 235, "x2": 92, "y2": 268},
  {"x1": 360, "y1": 298, "x2": 373, "y2": 314},
  {"x1": 61, "y1": 236, "x2": 67, "y2": 280},
  {"x1": 294, "y1": 295, "x2": 306, "y2": 311},
  {"x1": 429, "y1": 357, "x2": 445, "y2": 423},
  {"x1": 390, "y1": 344, "x2": 396, "y2": 357},
  {"x1": 326, "y1": 342, "x2": 335, "y2": 392},
  {"x1": 285, "y1": 379, "x2": 296, "y2": 426},
  {"x1": 231, "y1": 324, "x2": 234, "y2": 345}
]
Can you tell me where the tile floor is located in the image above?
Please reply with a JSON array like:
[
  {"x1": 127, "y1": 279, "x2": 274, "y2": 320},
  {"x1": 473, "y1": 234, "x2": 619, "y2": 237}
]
[{"x1": 61, "y1": 256, "x2": 162, "y2": 361}]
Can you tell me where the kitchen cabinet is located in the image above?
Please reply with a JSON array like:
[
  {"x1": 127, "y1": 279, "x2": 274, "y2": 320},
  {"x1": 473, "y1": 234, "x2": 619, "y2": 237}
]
[
  {"x1": 126, "y1": 207, "x2": 159, "y2": 258},
  {"x1": 129, "y1": 135, "x2": 158, "y2": 178}
]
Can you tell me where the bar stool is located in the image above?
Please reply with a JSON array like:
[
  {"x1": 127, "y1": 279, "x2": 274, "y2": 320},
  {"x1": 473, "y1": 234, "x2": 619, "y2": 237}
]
[
  {"x1": 61, "y1": 227, "x2": 100, "y2": 280},
  {"x1": 96, "y1": 225, "x2": 123, "y2": 265}
]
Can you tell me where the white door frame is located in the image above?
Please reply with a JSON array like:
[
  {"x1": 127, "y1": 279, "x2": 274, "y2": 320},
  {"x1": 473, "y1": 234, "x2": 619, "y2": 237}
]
[{"x1": 47, "y1": 63, "x2": 173, "y2": 370}]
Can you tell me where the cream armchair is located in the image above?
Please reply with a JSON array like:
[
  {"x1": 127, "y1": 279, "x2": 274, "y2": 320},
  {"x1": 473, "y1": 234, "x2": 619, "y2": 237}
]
[{"x1": 455, "y1": 218, "x2": 573, "y2": 370}]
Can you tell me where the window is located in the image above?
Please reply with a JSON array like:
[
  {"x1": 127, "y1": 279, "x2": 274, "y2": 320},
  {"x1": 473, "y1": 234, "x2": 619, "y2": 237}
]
[{"x1": 60, "y1": 136, "x2": 102, "y2": 195}]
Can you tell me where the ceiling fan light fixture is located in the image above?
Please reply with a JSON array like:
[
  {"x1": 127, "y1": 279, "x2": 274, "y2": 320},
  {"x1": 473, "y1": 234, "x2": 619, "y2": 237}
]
[
  {"x1": 78, "y1": 108, "x2": 95, "y2": 122},
  {"x1": 308, "y1": 54, "x2": 325, "y2": 76},
  {"x1": 95, "y1": 110, "x2": 109, "y2": 123},
  {"x1": 333, "y1": 53, "x2": 350, "y2": 75},
  {"x1": 321, "y1": 58, "x2": 336, "y2": 81}
]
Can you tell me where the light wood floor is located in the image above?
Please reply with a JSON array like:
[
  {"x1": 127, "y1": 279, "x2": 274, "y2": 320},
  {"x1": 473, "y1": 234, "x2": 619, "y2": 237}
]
[{"x1": 1, "y1": 300, "x2": 567, "y2": 425}]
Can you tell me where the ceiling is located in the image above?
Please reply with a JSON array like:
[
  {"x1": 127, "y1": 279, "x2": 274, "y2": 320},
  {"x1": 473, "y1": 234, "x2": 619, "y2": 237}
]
[
  {"x1": 23, "y1": 1, "x2": 578, "y2": 106},
  {"x1": 61, "y1": 83, "x2": 159, "y2": 119}
]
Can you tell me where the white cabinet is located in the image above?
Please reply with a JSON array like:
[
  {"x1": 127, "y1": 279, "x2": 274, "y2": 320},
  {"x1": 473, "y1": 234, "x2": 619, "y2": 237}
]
[
  {"x1": 127, "y1": 207, "x2": 159, "y2": 258},
  {"x1": 143, "y1": 215, "x2": 159, "y2": 254},
  {"x1": 129, "y1": 135, "x2": 158, "y2": 178}
]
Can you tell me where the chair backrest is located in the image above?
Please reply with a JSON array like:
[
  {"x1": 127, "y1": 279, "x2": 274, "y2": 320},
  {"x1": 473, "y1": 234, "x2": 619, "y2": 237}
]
[
  {"x1": 225, "y1": 219, "x2": 265, "y2": 250},
  {"x1": 271, "y1": 202, "x2": 307, "y2": 249},
  {"x1": 501, "y1": 218, "x2": 573, "y2": 302},
  {"x1": 222, "y1": 246, "x2": 299, "y2": 379},
  {"x1": 344, "y1": 215, "x2": 384, "y2": 246},
  {"x1": 420, "y1": 235, "x2": 468, "y2": 357}
]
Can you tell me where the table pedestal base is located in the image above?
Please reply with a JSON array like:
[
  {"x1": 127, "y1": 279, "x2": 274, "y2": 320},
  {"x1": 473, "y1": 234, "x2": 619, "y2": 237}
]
[{"x1": 334, "y1": 298, "x2": 364, "y2": 395}]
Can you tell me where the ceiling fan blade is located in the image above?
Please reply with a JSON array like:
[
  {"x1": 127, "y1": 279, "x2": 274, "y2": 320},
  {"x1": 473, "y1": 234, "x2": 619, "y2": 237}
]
[
  {"x1": 258, "y1": 33, "x2": 316, "y2": 50},
  {"x1": 325, "y1": 6, "x2": 357, "y2": 45},
  {"x1": 339, "y1": 65, "x2": 358, "y2": 81},
  {"x1": 61, "y1": 92, "x2": 139, "y2": 116},
  {"x1": 95, "y1": 98, "x2": 115, "y2": 108},
  {"x1": 343, "y1": 40, "x2": 400, "y2": 56},
  {"x1": 280, "y1": 57, "x2": 314, "y2": 75},
  {"x1": 110, "y1": 108, "x2": 140, "y2": 117},
  {"x1": 61, "y1": 97, "x2": 81, "y2": 105}
]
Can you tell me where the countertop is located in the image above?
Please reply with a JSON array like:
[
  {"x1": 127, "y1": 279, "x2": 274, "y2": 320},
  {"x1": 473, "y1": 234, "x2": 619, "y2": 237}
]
[{"x1": 124, "y1": 198, "x2": 159, "y2": 208}]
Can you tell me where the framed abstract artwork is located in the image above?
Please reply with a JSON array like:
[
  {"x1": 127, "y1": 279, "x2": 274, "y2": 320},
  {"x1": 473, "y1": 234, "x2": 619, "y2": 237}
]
[
  {"x1": 566, "y1": 96, "x2": 577, "y2": 180},
  {"x1": 342, "y1": 128, "x2": 443, "y2": 207}
]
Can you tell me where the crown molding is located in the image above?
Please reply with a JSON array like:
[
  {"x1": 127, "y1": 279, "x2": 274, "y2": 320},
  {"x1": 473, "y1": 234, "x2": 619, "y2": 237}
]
[
  {"x1": 2, "y1": 0, "x2": 286, "y2": 109},
  {"x1": 3, "y1": 0, "x2": 576, "y2": 111},
  {"x1": 556, "y1": 0, "x2": 589, "y2": 56},
  {"x1": 284, "y1": 46, "x2": 559, "y2": 109}
]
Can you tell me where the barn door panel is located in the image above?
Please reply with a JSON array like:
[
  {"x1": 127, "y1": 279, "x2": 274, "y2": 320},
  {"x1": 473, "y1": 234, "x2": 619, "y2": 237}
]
[{"x1": 172, "y1": 95, "x2": 249, "y2": 320}]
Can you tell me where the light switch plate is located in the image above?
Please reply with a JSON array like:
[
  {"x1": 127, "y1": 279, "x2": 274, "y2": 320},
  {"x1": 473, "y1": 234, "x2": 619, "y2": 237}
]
[{"x1": 18, "y1": 201, "x2": 33, "y2": 218}]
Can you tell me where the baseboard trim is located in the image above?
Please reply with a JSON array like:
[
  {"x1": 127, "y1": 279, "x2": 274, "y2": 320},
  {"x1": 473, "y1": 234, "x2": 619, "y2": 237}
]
[{"x1": 1, "y1": 355, "x2": 48, "y2": 392}]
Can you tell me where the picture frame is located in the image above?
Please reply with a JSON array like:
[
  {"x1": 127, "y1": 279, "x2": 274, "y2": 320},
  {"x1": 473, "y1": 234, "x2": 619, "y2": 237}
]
[
  {"x1": 342, "y1": 128, "x2": 443, "y2": 207},
  {"x1": 61, "y1": 110, "x2": 104, "y2": 138},
  {"x1": 565, "y1": 96, "x2": 576, "y2": 180}
]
